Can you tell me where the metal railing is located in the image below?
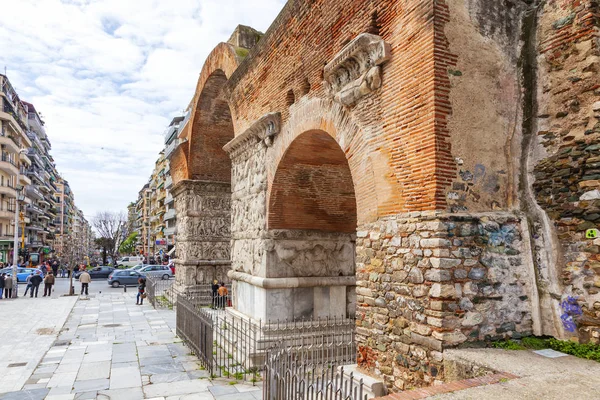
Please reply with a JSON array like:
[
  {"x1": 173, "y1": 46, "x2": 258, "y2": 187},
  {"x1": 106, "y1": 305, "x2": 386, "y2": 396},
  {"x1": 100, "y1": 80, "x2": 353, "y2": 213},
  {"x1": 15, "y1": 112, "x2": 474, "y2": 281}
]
[
  {"x1": 176, "y1": 290, "x2": 357, "y2": 387},
  {"x1": 146, "y1": 276, "x2": 175, "y2": 308},
  {"x1": 264, "y1": 347, "x2": 366, "y2": 400}
]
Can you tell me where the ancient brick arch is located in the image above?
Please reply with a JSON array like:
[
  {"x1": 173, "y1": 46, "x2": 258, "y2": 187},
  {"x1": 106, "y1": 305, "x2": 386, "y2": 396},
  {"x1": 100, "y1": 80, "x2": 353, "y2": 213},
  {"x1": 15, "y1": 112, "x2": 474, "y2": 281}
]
[
  {"x1": 188, "y1": 69, "x2": 234, "y2": 182},
  {"x1": 268, "y1": 129, "x2": 357, "y2": 233},
  {"x1": 267, "y1": 98, "x2": 383, "y2": 226},
  {"x1": 171, "y1": 43, "x2": 240, "y2": 184},
  {"x1": 171, "y1": 43, "x2": 241, "y2": 292}
]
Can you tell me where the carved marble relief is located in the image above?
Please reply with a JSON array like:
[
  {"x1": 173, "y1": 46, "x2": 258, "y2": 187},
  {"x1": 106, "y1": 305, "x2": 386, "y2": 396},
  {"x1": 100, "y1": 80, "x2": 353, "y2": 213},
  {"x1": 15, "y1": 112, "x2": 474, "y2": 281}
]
[
  {"x1": 323, "y1": 33, "x2": 391, "y2": 106},
  {"x1": 265, "y1": 230, "x2": 356, "y2": 279}
]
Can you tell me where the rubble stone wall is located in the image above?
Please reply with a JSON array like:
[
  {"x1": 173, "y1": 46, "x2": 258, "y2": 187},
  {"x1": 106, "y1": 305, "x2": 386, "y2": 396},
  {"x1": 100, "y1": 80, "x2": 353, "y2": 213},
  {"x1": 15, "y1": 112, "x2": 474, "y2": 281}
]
[
  {"x1": 531, "y1": 0, "x2": 600, "y2": 342},
  {"x1": 356, "y1": 212, "x2": 535, "y2": 390}
]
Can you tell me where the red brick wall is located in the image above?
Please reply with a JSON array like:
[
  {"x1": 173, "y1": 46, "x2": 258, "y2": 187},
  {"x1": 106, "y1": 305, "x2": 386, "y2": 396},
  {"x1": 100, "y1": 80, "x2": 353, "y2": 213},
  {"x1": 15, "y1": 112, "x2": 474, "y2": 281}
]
[
  {"x1": 224, "y1": 0, "x2": 441, "y2": 218},
  {"x1": 269, "y1": 130, "x2": 357, "y2": 232}
]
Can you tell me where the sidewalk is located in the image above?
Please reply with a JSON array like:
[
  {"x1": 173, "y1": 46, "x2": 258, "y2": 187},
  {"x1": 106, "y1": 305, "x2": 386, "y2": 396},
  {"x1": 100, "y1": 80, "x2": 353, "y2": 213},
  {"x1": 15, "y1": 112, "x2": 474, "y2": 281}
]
[
  {"x1": 0, "y1": 295, "x2": 78, "y2": 394},
  {"x1": 0, "y1": 289, "x2": 262, "y2": 400}
]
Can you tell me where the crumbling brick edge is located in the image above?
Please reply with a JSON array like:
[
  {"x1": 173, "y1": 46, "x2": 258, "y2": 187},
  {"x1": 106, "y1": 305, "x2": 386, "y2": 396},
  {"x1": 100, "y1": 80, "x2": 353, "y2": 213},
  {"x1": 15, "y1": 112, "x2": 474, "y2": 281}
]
[{"x1": 374, "y1": 372, "x2": 520, "y2": 400}]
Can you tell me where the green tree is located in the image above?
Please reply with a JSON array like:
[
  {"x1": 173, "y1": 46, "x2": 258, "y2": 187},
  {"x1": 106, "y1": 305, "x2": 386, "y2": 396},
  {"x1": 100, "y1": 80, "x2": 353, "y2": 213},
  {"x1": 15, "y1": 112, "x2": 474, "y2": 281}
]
[{"x1": 119, "y1": 232, "x2": 138, "y2": 255}]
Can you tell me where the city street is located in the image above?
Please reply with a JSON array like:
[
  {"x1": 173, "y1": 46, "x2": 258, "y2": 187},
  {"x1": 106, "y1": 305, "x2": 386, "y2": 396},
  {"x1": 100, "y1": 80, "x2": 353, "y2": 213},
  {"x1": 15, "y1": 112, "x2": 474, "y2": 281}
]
[{"x1": 0, "y1": 277, "x2": 262, "y2": 400}]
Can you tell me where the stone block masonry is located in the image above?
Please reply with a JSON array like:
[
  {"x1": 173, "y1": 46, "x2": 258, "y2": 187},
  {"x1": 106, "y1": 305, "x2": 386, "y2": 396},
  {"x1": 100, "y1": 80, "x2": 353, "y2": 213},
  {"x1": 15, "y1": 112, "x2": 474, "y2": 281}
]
[{"x1": 356, "y1": 212, "x2": 534, "y2": 391}]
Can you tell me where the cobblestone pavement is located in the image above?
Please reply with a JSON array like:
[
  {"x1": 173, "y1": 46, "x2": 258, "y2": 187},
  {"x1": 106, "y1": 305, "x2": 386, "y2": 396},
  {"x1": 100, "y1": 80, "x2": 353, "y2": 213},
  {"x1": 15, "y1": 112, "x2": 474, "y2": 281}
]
[{"x1": 0, "y1": 282, "x2": 262, "y2": 400}]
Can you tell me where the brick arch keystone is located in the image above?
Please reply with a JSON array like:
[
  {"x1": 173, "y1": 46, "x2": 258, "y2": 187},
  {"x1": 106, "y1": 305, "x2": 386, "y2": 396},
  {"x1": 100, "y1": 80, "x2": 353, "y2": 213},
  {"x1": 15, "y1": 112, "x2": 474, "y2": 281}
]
[{"x1": 267, "y1": 98, "x2": 391, "y2": 225}]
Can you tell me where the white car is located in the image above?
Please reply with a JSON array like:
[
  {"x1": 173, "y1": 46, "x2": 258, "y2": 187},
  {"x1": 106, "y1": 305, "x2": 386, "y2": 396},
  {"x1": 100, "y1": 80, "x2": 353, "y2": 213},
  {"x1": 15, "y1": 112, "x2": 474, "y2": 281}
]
[
  {"x1": 137, "y1": 265, "x2": 173, "y2": 280},
  {"x1": 116, "y1": 256, "x2": 144, "y2": 267}
]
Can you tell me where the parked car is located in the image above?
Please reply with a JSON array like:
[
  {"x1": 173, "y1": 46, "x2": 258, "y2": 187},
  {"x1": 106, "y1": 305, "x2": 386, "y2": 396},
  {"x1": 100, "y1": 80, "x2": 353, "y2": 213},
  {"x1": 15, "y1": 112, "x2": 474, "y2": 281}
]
[
  {"x1": 0, "y1": 267, "x2": 39, "y2": 283},
  {"x1": 74, "y1": 266, "x2": 115, "y2": 280},
  {"x1": 107, "y1": 270, "x2": 146, "y2": 288},
  {"x1": 116, "y1": 256, "x2": 144, "y2": 268},
  {"x1": 137, "y1": 265, "x2": 173, "y2": 280}
]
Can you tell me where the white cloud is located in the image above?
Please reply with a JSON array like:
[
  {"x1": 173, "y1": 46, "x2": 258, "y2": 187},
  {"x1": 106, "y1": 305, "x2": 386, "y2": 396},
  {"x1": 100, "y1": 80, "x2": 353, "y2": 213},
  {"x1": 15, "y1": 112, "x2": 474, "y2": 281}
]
[{"x1": 0, "y1": 0, "x2": 286, "y2": 217}]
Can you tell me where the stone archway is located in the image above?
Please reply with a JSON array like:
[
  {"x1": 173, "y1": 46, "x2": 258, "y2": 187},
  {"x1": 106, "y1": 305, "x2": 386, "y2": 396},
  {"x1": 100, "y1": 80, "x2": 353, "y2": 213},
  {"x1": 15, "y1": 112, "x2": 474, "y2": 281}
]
[
  {"x1": 266, "y1": 129, "x2": 358, "y2": 320},
  {"x1": 171, "y1": 43, "x2": 241, "y2": 292},
  {"x1": 226, "y1": 99, "x2": 386, "y2": 322}
]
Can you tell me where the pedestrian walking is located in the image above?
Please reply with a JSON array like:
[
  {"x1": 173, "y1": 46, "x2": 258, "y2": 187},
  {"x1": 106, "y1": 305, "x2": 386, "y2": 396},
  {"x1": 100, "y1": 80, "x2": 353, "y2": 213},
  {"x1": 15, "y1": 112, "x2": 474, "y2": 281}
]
[
  {"x1": 136, "y1": 277, "x2": 146, "y2": 305},
  {"x1": 0, "y1": 273, "x2": 5, "y2": 299},
  {"x1": 217, "y1": 282, "x2": 228, "y2": 309},
  {"x1": 4, "y1": 274, "x2": 13, "y2": 299},
  {"x1": 211, "y1": 279, "x2": 219, "y2": 309},
  {"x1": 79, "y1": 270, "x2": 91, "y2": 295},
  {"x1": 30, "y1": 272, "x2": 42, "y2": 298},
  {"x1": 51, "y1": 260, "x2": 59, "y2": 277},
  {"x1": 43, "y1": 271, "x2": 55, "y2": 297},
  {"x1": 24, "y1": 272, "x2": 34, "y2": 296}
]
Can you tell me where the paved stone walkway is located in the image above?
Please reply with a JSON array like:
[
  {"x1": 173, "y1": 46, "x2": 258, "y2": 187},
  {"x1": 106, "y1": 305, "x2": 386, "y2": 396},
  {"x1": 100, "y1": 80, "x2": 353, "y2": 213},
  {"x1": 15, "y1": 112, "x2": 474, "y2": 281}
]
[{"x1": 0, "y1": 289, "x2": 262, "y2": 400}]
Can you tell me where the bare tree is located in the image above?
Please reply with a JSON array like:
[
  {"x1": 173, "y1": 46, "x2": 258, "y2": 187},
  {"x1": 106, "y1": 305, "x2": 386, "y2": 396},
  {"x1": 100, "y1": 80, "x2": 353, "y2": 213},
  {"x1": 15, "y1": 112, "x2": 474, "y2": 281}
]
[{"x1": 92, "y1": 211, "x2": 126, "y2": 265}]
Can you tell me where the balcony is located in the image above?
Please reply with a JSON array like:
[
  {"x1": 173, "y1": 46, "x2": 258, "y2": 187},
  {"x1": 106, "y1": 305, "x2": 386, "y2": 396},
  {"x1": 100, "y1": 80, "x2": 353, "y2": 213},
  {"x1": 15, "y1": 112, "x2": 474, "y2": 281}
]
[
  {"x1": 165, "y1": 176, "x2": 173, "y2": 189},
  {"x1": 0, "y1": 153, "x2": 18, "y2": 176},
  {"x1": 164, "y1": 124, "x2": 179, "y2": 144},
  {"x1": 26, "y1": 185, "x2": 43, "y2": 199},
  {"x1": 164, "y1": 208, "x2": 176, "y2": 221},
  {"x1": 27, "y1": 204, "x2": 42, "y2": 214},
  {"x1": 165, "y1": 193, "x2": 174, "y2": 205},
  {"x1": 0, "y1": 208, "x2": 15, "y2": 219},
  {"x1": 26, "y1": 168, "x2": 44, "y2": 184},
  {"x1": 0, "y1": 184, "x2": 16, "y2": 198},
  {"x1": 0, "y1": 134, "x2": 20, "y2": 153},
  {"x1": 27, "y1": 149, "x2": 42, "y2": 166},
  {"x1": 20, "y1": 174, "x2": 32, "y2": 186},
  {"x1": 164, "y1": 138, "x2": 183, "y2": 159}
]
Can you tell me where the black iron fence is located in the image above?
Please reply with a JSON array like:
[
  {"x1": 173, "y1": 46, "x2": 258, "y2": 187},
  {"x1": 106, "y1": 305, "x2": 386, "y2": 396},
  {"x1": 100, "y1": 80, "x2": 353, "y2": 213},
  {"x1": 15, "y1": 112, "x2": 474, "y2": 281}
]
[
  {"x1": 264, "y1": 347, "x2": 367, "y2": 400},
  {"x1": 146, "y1": 276, "x2": 175, "y2": 308},
  {"x1": 175, "y1": 292, "x2": 357, "y2": 388}
]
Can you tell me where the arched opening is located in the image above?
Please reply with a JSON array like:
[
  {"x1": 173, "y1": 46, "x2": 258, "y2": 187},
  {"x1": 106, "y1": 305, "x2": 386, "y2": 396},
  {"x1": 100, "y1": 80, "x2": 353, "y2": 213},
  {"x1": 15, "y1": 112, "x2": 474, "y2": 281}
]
[
  {"x1": 179, "y1": 68, "x2": 234, "y2": 285},
  {"x1": 266, "y1": 130, "x2": 357, "y2": 319},
  {"x1": 269, "y1": 130, "x2": 357, "y2": 232},
  {"x1": 189, "y1": 69, "x2": 234, "y2": 182}
]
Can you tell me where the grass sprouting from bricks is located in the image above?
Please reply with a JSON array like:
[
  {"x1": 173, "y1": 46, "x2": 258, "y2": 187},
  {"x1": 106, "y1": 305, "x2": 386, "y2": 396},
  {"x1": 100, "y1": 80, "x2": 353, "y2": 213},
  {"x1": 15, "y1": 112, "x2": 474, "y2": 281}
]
[{"x1": 492, "y1": 337, "x2": 600, "y2": 362}]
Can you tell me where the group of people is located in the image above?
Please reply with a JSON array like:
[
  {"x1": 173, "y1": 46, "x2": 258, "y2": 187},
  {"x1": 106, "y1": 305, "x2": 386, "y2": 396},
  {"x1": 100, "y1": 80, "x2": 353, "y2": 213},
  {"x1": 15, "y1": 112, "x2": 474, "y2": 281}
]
[
  {"x1": 0, "y1": 273, "x2": 14, "y2": 299},
  {"x1": 24, "y1": 271, "x2": 56, "y2": 297},
  {"x1": 211, "y1": 280, "x2": 229, "y2": 309}
]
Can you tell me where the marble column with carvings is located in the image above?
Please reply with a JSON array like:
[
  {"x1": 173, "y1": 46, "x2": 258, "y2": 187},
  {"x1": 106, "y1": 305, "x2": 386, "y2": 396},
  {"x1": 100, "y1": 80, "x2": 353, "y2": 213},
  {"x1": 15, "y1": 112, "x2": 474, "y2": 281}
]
[{"x1": 171, "y1": 179, "x2": 231, "y2": 295}]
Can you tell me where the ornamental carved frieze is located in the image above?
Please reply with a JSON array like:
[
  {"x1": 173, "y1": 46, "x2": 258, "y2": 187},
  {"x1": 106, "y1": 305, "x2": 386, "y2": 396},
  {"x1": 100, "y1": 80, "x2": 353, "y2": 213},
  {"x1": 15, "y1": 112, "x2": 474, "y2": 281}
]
[
  {"x1": 323, "y1": 33, "x2": 391, "y2": 107},
  {"x1": 223, "y1": 112, "x2": 281, "y2": 159}
]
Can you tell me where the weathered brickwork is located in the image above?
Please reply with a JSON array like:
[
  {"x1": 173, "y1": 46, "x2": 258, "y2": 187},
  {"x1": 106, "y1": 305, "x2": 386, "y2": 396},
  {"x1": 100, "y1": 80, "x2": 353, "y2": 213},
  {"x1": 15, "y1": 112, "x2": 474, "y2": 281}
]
[
  {"x1": 166, "y1": 0, "x2": 600, "y2": 394},
  {"x1": 355, "y1": 212, "x2": 534, "y2": 390},
  {"x1": 531, "y1": 0, "x2": 600, "y2": 343}
]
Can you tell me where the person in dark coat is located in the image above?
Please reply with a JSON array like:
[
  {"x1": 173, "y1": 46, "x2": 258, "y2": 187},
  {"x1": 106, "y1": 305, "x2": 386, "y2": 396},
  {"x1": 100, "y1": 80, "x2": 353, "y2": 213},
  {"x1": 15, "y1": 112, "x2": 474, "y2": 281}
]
[
  {"x1": 30, "y1": 272, "x2": 43, "y2": 298},
  {"x1": 51, "y1": 260, "x2": 59, "y2": 277},
  {"x1": 211, "y1": 280, "x2": 219, "y2": 309},
  {"x1": 136, "y1": 277, "x2": 146, "y2": 305},
  {"x1": 0, "y1": 273, "x2": 4, "y2": 299},
  {"x1": 43, "y1": 271, "x2": 55, "y2": 297}
]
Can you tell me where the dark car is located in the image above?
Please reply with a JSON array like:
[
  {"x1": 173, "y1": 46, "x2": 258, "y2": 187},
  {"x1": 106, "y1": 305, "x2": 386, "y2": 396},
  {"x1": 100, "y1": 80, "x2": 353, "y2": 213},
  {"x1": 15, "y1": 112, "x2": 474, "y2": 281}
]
[
  {"x1": 74, "y1": 266, "x2": 114, "y2": 280},
  {"x1": 107, "y1": 270, "x2": 146, "y2": 288}
]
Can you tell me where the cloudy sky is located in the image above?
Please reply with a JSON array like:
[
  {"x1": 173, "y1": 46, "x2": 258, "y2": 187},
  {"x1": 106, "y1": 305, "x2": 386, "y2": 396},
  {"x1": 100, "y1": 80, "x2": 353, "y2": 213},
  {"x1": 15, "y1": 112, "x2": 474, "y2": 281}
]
[{"x1": 0, "y1": 0, "x2": 285, "y2": 219}]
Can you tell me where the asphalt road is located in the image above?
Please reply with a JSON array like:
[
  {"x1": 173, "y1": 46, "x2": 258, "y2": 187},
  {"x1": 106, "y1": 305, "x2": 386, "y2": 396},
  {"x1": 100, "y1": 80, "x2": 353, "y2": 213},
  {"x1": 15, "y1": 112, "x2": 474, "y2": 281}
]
[{"x1": 11, "y1": 274, "x2": 131, "y2": 297}]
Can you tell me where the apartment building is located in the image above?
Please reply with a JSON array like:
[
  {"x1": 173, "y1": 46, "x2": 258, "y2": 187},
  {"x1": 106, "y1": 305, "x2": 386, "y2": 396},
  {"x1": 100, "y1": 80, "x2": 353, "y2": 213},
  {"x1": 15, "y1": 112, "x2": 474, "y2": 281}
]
[
  {"x1": 163, "y1": 116, "x2": 183, "y2": 251},
  {"x1": 128, "y1": 116, "x2": 183, "y2": 259},
  {"x1": 0, "y1": 74, "x2": 33, "y2": 263},
  {"x1": 134, "y1": 184, "x2": 151, "y2": 255}
]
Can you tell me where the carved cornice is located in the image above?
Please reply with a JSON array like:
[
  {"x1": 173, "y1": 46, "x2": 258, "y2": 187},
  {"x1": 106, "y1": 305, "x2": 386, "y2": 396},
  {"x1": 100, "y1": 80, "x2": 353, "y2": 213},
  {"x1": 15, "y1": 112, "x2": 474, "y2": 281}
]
[
  {"x1": 228, "y1": 270, "x2": 356, "y2": 289},
  {"x1": 323, "y1": 33, "x2": 391, "y2": 107},
  {"x1": 171, "y1": 179, "x2": 231, "y2": 197},
  {"x1": 223, "y1": 112, "x2": 281, "y2": 159}
]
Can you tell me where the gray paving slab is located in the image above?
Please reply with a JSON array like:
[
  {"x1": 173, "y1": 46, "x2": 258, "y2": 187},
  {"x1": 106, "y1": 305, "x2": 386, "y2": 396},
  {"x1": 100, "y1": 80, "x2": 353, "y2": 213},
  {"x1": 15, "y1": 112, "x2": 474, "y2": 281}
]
[
  {"x1": 72, "y1": 378, "x2": 110, "y2": 392},
  {"x1": 0, "y1": 388, "x2": 49, "y2": 400},
  {"x1": 208, "y1": 384, "x2": 238, "y2": 396}
]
